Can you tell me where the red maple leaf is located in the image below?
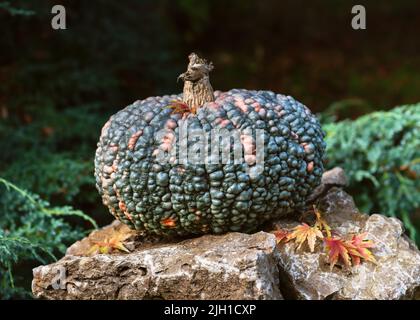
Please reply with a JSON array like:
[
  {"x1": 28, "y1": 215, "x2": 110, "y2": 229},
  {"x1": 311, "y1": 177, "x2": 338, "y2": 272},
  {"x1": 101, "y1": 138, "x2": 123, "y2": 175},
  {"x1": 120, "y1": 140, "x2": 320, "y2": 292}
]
[
  {"x1": 313, "y1": 206, "x2": 332, "y2": 237},
  {"x1": 346, "y1": 232, "x2": 377, "y2": 266},
  {"x1": 324, "y1": 233, "x2": 377, "y2": 270},
  {"x1": 288, "y1": 223, "x2": 323, "y2": 252},
  {"x1": 272, "y1": 229, "x2": 290, "y2": 244},
  {"x1": 166, "y1": 100, "x2": 191, "y2": 115},
  {"x1": 324, "y1": 236, "x2": 352, "y2": 270}
]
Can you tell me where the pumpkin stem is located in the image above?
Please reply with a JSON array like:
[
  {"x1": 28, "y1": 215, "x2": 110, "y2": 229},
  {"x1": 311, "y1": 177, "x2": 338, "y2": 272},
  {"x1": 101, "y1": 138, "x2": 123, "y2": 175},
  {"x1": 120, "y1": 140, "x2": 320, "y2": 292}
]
[{"x1": 178, "y1": 53, "x2": 215, "y2": 113}]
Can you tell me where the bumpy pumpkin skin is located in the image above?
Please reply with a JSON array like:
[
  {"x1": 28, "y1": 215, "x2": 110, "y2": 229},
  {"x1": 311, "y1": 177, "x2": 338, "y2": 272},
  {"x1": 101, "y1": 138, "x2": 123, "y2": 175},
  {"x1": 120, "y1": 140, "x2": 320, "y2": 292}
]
[{"x1": 95, "y1": 89, "x2": 325, "y2": 236}]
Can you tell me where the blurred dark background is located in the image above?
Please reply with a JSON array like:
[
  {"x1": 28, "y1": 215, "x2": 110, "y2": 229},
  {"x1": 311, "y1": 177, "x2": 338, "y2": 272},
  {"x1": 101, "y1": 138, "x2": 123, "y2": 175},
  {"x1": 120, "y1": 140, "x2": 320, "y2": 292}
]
[
  {"x1": 2, "y1": 1, "x2": 420, "y2": 109},
  {"x1": 1, "y1": 0, "x2": 419, "y2": 228}
]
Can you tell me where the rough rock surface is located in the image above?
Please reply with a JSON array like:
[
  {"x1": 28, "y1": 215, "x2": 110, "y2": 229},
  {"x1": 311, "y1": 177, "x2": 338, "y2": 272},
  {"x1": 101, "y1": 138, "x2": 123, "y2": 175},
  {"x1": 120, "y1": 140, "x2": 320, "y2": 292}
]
[
  {"x1": 32, "y1": 228, "x2": 282, "y2": 300},
  {"x1": 306, "y1": 166, "x2": 348, "y2": 202},
  {"x1": 32, "y1": 168, "x2": 420, "y2": 300},
  {"x1": 275, "y1": 187, "x2": 420, "y2": 300}
]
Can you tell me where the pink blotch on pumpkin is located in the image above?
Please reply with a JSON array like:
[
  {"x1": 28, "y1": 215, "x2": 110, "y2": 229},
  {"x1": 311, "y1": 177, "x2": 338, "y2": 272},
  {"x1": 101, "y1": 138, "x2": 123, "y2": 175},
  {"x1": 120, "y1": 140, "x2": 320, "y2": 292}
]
[
  {"x1": 118, "y1": 201, "x2": 133, "y2": 221},
  {"x1": 235, "y1": 100, "x2": 248, "y2": 113},
  {"x1": 103, "y1": 165, "x2": 113, "y2": 175},
  {"x1": 128, "y1": 130, "x2": 143, "y2": 151},
  {"x1": 101, "y1": 177, "x2": 111, "y2": 189},
  {"x1": 208, "y1": 102, "x2": 220, "y2": 109},
  {"x1": 160, "y1": 142, "x2": 172, "y2": 152},
  {"x1": 240, "y1": 134, "x2": 255, "y2": 154},
  {"x1": 220, "y1": 119, "x2": 230, "y2": 127},
  {"x1": 307, "y1": 161, "x2": 314, "y2": 172},
  {"x1": 177, "y1": 166, "x2": 186, "y2": 174},
  {"x1": 301, "y1": 143, "x2": 312, "y2": 153},
  {"x1": 245, "y1": 154, "x2": 256, "y2": 165},
  {"x1": 101, "y1": 120, "x2": 111, "y2": 136},
  {"x1": 162, "y1": 132, "x2": 175, "y2": 144},
  {"x1": 109, "y1": 144, "x2": 118, "y2": 152},
  {"x1": 252, "y1": 102, "x2": 261, "y2": 112},
  {"x1": 165, "y1": 119, "x2": 177, "y2": 129}
]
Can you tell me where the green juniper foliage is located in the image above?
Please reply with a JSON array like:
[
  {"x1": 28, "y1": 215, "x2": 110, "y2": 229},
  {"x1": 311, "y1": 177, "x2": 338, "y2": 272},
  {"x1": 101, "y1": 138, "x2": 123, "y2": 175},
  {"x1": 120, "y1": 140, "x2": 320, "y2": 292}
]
[
  {"x1": 0, "y1": 1, "x2": 34, "y2": 16},
  {"x1": 0, "y1": 104, "x2": 107, "y2": 211},
  {"x1": 0, "y1": 178, "x2": 96, "y2": 299},
  {"x1": 324, "y1": 104, "x2": 420, "y2": 242}
]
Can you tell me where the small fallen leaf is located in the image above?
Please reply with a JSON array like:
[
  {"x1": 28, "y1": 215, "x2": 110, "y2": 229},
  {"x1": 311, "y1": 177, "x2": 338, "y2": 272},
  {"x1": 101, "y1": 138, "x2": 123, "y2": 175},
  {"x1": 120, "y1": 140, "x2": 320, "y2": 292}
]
[
  {"x1": 346, "y1": 232, "x2": 377, "y2": 266},
  {"x1": 313, "y1": 205, "x2": 332, "y2": 237},
  {"x1": 166, "y1": 100, "x2": 191, "y2": 115},
  {"x1": 288, "y1": 223, "x2": 323, "y2": 252},
  {"x1": 324, "y1": 236, "x2": 352, "y2": 270},
  {"x1": 272, "y1": 229, "x2": 290, "y2": 244},
  {"x1": 88, "y1": 229, "x2": 132, "y2": 255}
]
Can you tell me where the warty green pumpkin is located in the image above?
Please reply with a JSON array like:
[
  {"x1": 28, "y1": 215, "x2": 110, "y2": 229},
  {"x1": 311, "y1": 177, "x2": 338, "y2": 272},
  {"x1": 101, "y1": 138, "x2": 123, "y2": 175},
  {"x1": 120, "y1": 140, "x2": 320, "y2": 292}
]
[{"x1": 94, "y1": 53, "x2": 325, "y2": 236}]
